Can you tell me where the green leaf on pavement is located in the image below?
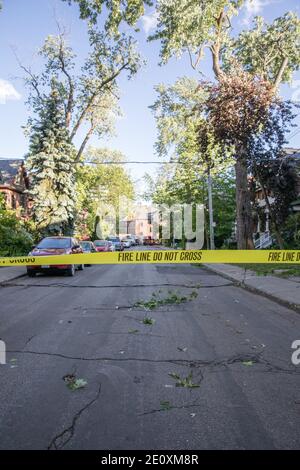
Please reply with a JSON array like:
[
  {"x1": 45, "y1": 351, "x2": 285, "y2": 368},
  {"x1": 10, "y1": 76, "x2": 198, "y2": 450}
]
[
  {"x1": 142, "y1": 317, "x2": 155, "y2": 326},
  {"x1": 160, "y1": 401, "x2": 173, "y2": 411},
  {"x1": 63, "y1": 374, "x2": 88, "y2": 391},
  {"x1": 242, "y1": 361, "x2": 254, "y2": 367},
  {"x1": 169, "y1": 372, "x2": 200, "y2": 388}
]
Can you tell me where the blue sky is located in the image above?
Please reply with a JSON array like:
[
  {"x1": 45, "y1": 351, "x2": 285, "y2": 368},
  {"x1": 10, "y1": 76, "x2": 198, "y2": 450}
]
[{"x1": 1, "y1": 0, "x2": 300, "y2": 187}]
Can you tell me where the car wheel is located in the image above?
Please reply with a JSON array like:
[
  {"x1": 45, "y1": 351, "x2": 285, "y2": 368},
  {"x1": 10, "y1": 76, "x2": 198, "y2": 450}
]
[
  {"x1": 66, "y1": 265, "x2": 75, "y2": 277},
  {"x1": 78, "y1": 264, "x2": 85, "y2": 271},
  {"x1": 27, "y1": 270, "x2": 36, "y2": 277}
]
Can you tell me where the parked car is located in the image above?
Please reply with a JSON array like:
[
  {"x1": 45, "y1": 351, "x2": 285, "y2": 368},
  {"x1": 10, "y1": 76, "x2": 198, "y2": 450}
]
[
  {"x1": 123, "y1": 235, "x2": 136, "y2": 246},
  {"x1": 107, "y1": 241, "x2": 115, "y2": 252},
  {"x1": 27, "y1": 237, "x2": 84, "y2": 277},
  {"x1": 79, "y1": 241, "x2": 97, "y2": 266},
  {"x1": 143, "y1": 236, "x2": 154, "y2": 246},
  {"x1": 121, "y1": 238, "x2": 131, "y2": 248},
  {"x1": 94, "y1": 240, "x2": 110, "y2": 252},
  {"x1": 80, "y1": 241, "x2": 97, "y2": 252},
  {"x1": 107, "y1": 236, "x2": 124, "y2": 251},
  {"x1": 134, "y1": 237, "x2": 141, "y2": 245}
]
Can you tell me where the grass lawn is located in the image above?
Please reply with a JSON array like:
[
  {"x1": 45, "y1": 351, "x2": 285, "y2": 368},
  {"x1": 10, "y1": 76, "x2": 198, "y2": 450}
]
[{"x1": 232, "y1": 264, "x2": 300, "y2": 278}]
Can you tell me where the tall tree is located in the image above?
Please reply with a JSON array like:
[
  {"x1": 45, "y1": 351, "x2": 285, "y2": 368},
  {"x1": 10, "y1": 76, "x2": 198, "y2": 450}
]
[
  {"x1": 145, "y1": 163, "x2": 236, "y2": 248},
  {"x1": 76, "y1": 147, "x2": 135, "y2": 238},
  {"x1": 150, "y1": 0, "x2": 300, "y2": 248},
  {"x1": 151, "y1": 76, "x2": 234, "y2": 244},
  {"x1": 26, "y1": 83, "x2": 76, "y2": 235},
  {"x1": 202, "y1": 68, "x2": 296, "y2": 247},
  {"x1": 20, "y1": 28, "x2": 141, "y2": 163}
]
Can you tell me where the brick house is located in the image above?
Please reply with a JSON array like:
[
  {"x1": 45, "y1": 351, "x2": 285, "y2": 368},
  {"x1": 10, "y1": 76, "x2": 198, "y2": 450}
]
[
  {"x1": 0, "y1": 160, "x2": 30, "y2": 217},
  {"x1": 120, "y1": 204, "x2": 155, "y2": 242}
]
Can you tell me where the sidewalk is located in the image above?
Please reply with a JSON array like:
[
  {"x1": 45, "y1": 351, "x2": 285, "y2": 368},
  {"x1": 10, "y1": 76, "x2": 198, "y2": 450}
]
[
  {"x1": 0, "y1": 267, "x2": 26, "y2": 284},
  {"x1": 203, "y1": 263, "x2": 300, "y2": 311}
]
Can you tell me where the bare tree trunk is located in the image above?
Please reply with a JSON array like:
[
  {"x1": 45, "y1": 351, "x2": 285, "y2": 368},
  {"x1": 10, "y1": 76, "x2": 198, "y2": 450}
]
[
  {"x1": 235, "y1": 155, "x2": 255, "y2": 250},
  {"x1": 75, "y1": 126, "x2": 94, "y2": 163}
]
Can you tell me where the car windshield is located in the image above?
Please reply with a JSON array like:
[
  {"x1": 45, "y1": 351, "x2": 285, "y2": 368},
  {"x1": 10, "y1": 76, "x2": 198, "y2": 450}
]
[
  {"x1": 80, "y1": 242, "x2": 91, "y2": 250},
  {"x1": 109, "y1": 238, "x2": 120, "y2": 242},
  {"x1": 37, "y1": 238, "x2": 71, "y2": 249},
  {"x1": 94, "y1": 241, "x2": 107, "y2": 246}
]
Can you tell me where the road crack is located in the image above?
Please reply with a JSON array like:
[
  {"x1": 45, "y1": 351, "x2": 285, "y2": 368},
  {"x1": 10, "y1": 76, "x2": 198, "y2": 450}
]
[
  {"x1": 6, "y1": 350, "x2": 300, "y2": 375},
  {"x1": 47, "y1": 384, "x2": 102, "y2": 450},
  {"x1": 139, "y1": 399, "x2": 203, "y2": 417},
  {"x1": 1, "y1": 282, "x2": 233, "y2": 289}
]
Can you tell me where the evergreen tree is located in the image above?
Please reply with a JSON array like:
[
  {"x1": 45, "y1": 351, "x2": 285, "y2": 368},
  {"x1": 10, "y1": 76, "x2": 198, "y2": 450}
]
[{"x1": 27, "y1": 83, "x2": 76, "y2": 236}]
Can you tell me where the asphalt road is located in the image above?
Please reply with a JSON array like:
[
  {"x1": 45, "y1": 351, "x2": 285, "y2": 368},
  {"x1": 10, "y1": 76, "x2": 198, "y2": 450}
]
[{"x1": 0, "y1": 249, "x2": 300, "y2": 450}]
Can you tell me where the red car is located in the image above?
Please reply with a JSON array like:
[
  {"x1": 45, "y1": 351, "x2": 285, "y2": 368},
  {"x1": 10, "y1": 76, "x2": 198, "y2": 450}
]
[
  {"x1": 27, "y1": 237, "x2": 84, "y2": 277},
  {"x1": 94, "y1": 240, "x2": 111, "y2": 252},
  {"x1": 143, "y1": 236, "x2": 155, "y2": 246}
]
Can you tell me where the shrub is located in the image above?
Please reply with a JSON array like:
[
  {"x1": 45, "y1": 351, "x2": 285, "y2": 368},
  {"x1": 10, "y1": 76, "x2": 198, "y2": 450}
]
[
  {"x1": 281, "y1": 212, "x2": 300, "y2": 249},
  {"x1": 0, "y1": 209, "x2": 33, "y2": 257}
]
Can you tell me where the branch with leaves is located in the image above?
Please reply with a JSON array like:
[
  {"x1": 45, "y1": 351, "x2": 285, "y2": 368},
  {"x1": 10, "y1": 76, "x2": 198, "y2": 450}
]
[
  {"x1": 63, "y1": 0, "x2": 152, "y2": 32},
  {"x1": 19, "y1": 27, "x2": 142, "y2": 162}
]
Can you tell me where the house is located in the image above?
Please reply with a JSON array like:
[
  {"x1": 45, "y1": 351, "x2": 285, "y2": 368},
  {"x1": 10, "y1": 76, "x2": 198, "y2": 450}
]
[
  {"x1": 253, "y1": 148, "x2": 300, "y2": 248},
  {"x1": 0, "y1": 159, "x2": 30, "y2": 217},
  {"x1": 121, "y1": 204, "x2": 156, "y2": 242}
]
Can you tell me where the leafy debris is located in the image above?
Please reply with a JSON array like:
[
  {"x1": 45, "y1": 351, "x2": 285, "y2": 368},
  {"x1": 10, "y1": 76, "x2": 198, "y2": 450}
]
[
  {"x1": 168, "y1": 372, "x2": 200, "y2": 388},
  {"x1": 63, "y1": 374, "x2": 88, "y2": 391}
]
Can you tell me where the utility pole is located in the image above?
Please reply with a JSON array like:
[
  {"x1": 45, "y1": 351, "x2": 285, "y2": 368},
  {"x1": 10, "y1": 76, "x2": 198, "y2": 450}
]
[{"x1": 207, "y1": 170, "x2": 215, "y2": 250}]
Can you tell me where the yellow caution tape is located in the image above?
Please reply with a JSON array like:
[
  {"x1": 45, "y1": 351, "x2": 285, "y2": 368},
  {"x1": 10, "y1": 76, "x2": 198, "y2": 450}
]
[{"x1": 0, "y1": 250, "x2": 299, "y2": 267}]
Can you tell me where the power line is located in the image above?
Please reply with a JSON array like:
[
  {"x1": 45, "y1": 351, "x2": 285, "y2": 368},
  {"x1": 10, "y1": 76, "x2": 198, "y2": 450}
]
[
  {"x1": 0, "y1": 158, "x2": 179, "y2": 165},
  {"x1": 1, "y1": 148, "x2": 299, "y2": 165},
  {"x1": 81, "y1": 161, "x2": 178, "y2": 165},
  {"x1": 288, "y1": 128, "x2": 300, "y2": 140}
]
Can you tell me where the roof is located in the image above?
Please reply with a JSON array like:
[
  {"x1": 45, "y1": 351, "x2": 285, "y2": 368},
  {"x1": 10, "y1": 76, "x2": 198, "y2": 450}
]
[
  {"x1": 283, "y1": 148, "x2": 300, "y2": 160},
  {"x1": 43, "y1": 237, "x2": 73, "y2": 239},
  {"x1": 0, "y1": 159, "x2": 23, "y2": 185}
]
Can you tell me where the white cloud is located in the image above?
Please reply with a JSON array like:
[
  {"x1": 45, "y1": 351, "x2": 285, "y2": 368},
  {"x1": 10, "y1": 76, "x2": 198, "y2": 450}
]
[
  {"x1": 141, "y1": 11, "x2": 159, "y2": 35},
  {"x1": 0, "y1": 79, "x2": 21, "y2": 105},
  {"x1": 242, "y1": 0, "x2": 275, "y2": 25}
]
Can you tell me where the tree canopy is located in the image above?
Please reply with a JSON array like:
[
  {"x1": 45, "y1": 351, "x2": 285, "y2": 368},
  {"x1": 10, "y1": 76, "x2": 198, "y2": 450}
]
[
  {"x1": 76, "y1": 147, "x2": 135, "y2": 238},
  {"x1": 64, "y1": 0, "x2": 152, "y2": 32},
  {"x1": 150, "y1": 0, "x2": 300, "y2": 249},
  {"x1": 151, "y1": 76, "x2": 233, "y2": 173},
  {"x1": 20, "y1": 25, "x2": 142, "y2": 163},
  {"x1": 151, "y1": 0, "x2": 300, "y2": 86}
]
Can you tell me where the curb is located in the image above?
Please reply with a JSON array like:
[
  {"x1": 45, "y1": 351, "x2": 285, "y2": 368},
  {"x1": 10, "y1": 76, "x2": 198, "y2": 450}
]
[
  {"x1": 0, "y1": 272, "x2": 27, "y2": 286},
  {"x1": 202, "y1": 264, "x2": 300, "y2": 314}
]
